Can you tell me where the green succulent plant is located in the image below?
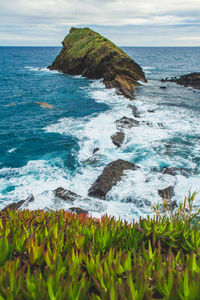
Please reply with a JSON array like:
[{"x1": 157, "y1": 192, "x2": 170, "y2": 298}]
[{"x1": 0, "y1": 192, "x2": 199, "y2": 299}]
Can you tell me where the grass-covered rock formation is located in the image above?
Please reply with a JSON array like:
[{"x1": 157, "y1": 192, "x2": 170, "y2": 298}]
[
  {"x1": 48, "y1": 27, "x2": 146, "y2": 99},
  {"x1": 1, "y1": 193, "x2": 200, "y2": 299}
]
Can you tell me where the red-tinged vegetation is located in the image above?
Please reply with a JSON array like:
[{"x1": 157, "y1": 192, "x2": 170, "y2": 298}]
[{"x1": 0, "y1": 205, "x2": 200, "y2": 299}]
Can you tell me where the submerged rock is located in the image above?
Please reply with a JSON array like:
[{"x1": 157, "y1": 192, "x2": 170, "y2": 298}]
[
  {"x1": 127, "y1": 105, "x2": 140, "y2": 118},
  {"x1": 55, "y1": 187, "x2": 80, "y2": 202},
  {"x1": 69, "y1": 207, "x2": 88, "y2": 215},
  {"x1": 111, "y1": 132, "x2": 125, "y2": 147},
  {"x1": 34, "y1": 101, "x2": 54, "y2": 109},
  {"x1": 93, "y1": 147, "x2": 99, "y2": 154},
  {"x1": 88, "y1": 159, "x2": 139, "y2": 199},
  {"x1": 6, "y1": 102, "x2": 16, "y2": 106},
  {"x1": 2, "y1": 195, "x2": 34, "y2": 211},
  {"x1": 124, "y1": 197, "x2": 151, "y2": 207},
  {"x1": 158, "y1": 186, "x2": 174, "y2": 200},
  {"x1": 48, "y1": 27, "x2": 146, "y2": 99},
  {"x1": 2, "y1": 200, "x2": 26, "y2": 211},
  {"x1": 115, "y1": 116, "x2": 140, "y2": 130},
  {"x1": 161, "y1": 73, "x2": 200, "y2": 90},
  {"x1": 161, "y1": 167, "x2": 189, "y2": 176}
]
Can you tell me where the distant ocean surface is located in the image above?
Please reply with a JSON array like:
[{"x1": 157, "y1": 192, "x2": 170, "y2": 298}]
[{"x1": 0, "y1": 46, "x2": 200, "y2": 221}]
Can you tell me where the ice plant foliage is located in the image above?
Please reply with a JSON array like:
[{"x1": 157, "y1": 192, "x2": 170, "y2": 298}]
[{"x1": 0, "y1": 202, "x2": 200, "y2": 299}]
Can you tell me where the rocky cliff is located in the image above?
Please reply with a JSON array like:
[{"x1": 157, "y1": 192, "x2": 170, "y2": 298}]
[{"x1": 48, "y1": 27, "x2": 146, "y2": 99}]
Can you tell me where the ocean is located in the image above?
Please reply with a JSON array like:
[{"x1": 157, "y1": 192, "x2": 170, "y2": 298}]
[{"x1": 0, "y1": 46, "x2": 200, "y2": 221}]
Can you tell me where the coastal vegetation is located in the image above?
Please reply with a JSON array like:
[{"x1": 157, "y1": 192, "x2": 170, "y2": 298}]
[{"x1": 0, "y1": 192, "x2": 200, "y2": 299}]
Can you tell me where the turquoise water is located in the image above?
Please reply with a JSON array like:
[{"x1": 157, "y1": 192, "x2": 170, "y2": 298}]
[{"x1": 0, "y1": 46, "x2": 200, "y2": 221}]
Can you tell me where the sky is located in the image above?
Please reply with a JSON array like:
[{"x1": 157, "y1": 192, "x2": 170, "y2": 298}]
[{"x1": 0, "y1": 0, "x2": 200, "y2": 46}]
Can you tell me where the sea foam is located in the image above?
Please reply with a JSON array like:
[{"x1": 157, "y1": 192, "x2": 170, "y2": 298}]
[{"x1": 1, "y1": 76, "x2": 200, "y2": 220}]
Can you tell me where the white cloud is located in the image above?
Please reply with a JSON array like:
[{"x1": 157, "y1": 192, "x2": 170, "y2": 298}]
[
  {"x1": 178, "y1": 36, "x2": 200, "y2": 41},
  {"x1": 0, "y1": 0, "x2": 200, "y2": 45}
]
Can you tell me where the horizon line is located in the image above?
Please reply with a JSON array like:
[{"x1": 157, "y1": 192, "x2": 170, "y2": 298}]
[{"x1": 1, "y1": 45, "x2": 200, "y2": 48}]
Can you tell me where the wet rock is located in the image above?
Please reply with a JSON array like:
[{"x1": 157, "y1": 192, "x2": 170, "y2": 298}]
[
  {"x1": 104, "y1": 77, "x2": 136, "y2": 99},
  {"x1": 93, "y1": 147, "x2": 99, "y2": 154},
  {"x1": 162, "y1": 199, "x2": 178, "y2": 210},
  {"x1": 125, "y1": 197, "x2": 151, "y2": 207},
  {"x1": 127, "y1": 105, "x2": 140, "y2": 118},
  {"x1": 2, "y1": 195, "x2": 34, "y2": 211},
  {"x1": 26, "y1": 195, "x2": 34, "y2": 203},
  {"x1": 158, "y1": 186, "x2": 174, "y2": 200},
  {"x1": 55, "y1": 187, "x2": 80, "y2": 202},
  {"x1": 88, "y1": 159, "x2": 139, "y2": 199},
  {"x1": 69, "y1": 207, "x2": 88, "y2": 215},
  {"x1": 161, "y1": 167, "x2": 189, "y2": 176},
  {"x1": 142, "y1": 121, "x2": 151, "y2": 126},
  {"x1": 82, "y1": 154, "x2": 105, "y2": 167},
  {"x1": 2, "y1": 200, "x2": 26, "y2": 211},
  {"x1": 161, "y1": 73, "x2": 200, "y2": 90},
  {"x1": 171, "y1": 200, "x2": 178, "y2": 209},
  {"x1": 115, "y1": 116, "x2": 140, "y2": 130},
  {"x1": 111, "y1": 132, "x2": 125, "y2": 147}
]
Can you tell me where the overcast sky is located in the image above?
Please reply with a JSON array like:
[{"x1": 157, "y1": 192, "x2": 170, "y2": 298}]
[{"x1": 0, "y1": 0, "x2": 200, "y2": 46}]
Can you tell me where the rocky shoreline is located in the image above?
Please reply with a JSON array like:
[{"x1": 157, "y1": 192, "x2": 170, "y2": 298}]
[
  {"x1": 4, "y1": 100, "x2": 189, "y2": 214},
  {"x1": 2, "y1": 29, "x2": 197, "y2": 215},
  {"x1": 161, "y1": 72, "x2": 200, "y2": 90}
]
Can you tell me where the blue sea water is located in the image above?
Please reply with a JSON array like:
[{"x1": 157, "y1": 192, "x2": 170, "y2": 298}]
[{"x1": 0, "y1": 46, "x2": 200, "y2": 221}]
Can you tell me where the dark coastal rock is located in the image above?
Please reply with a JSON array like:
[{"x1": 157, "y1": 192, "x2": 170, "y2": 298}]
[
  {"x1": 161, "y1": 73, "x2": 200, "y2": 90},
  {"x1": 55, "y1": 187, "x2": 80, "y2": 202},
  {"x1": 48, "y1": 27, "x2": 146, "y2": 99},
  {"x1": 111, "y1": 132, "x2": 125, "y2": 147},
  {"x1": 158, "y1": 186, "x2": 174, "y2": 200},
  {"x1": 93, "y1": 147, "x2": 99, "y2": 154},
  {"x1": 125, "y1": 197, "x2": 151, "y2": 207},
  {"x1": 2, "y1": 195, "x2": 34, "y2": 211},
  {"x1": 88, "y1": 159, "x2": 139, "y2": 199},
  {"x1": 171, "y1": 200, "x2": 178, "y2": 209},
  {"x1": 161, "y1": 167, "x2": 189, "y2": 176},
  {"x1": 115, "y1": 116, "x2": 140, "y2": 130},
  {"x1": 127, "y1": 105, "x2": 140, "y2": 118},
  {"x1": 142, "y1": 121, "x2": 151, "y2": 126},
  {"x1": 82, "y1": 158, "x2": 100, "y2": 166},
  {"x1": 69, "y1": 207, "x2": 88, "y2": 215},
  {"x1": 25, "y1": 195, "x2": 35, "y2": 203},
  {"x1": 2, "y1": 200, "x2": 26, "y2": 211}
]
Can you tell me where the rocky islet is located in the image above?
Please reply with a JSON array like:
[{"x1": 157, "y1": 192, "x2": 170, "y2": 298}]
[{"x1": 48, "y1": 27, "x2": 146, "y2": 99}]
